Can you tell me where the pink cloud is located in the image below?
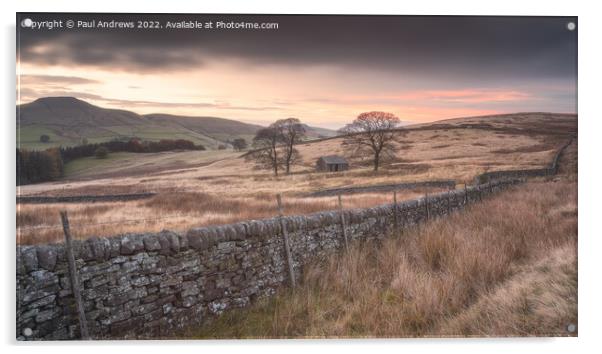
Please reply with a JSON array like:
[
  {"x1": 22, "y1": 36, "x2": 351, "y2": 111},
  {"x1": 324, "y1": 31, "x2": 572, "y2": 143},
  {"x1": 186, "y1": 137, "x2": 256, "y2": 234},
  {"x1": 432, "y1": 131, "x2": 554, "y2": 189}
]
[
  {"x1": 405, "y1": 89, "x2": 532, "y2": 103},
  {"x1": 330, "y1": 88, "x2": 532, "y2": 105}
]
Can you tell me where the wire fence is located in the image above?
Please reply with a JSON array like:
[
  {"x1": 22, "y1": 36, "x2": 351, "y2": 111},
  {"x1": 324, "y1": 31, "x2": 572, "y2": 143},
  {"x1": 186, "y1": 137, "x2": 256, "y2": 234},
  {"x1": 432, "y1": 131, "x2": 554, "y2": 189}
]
[
  {"x1": 17, "y1": 188, "x2": 450, "y2": 242},
  {"x1": 15, "y1": 184, "x2": 455, "y2": 236},
  {"x1": 16, "y1": 188, "x2": 458, "y2": 246},
  {"x1": 17, "y1": 214, "x2": 189, "y2": 231},
  {"x1": 16, "y1": 190, "x2": 442, "y2": 234}
]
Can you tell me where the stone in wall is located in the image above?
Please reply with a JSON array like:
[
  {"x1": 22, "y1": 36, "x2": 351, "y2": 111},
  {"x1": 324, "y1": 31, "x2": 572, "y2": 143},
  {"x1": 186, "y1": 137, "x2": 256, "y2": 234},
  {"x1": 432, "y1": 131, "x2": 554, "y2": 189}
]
[{"x1": 16, "y1": 179, "x2": 520, "y2": 340}]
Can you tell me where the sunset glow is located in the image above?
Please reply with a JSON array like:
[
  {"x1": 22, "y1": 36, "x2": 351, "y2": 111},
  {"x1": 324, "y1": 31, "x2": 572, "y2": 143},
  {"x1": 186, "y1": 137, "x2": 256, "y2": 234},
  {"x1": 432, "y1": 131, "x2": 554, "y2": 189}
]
[{"x1": 17, "y1": 14, "x2": 577, "y2": 129}]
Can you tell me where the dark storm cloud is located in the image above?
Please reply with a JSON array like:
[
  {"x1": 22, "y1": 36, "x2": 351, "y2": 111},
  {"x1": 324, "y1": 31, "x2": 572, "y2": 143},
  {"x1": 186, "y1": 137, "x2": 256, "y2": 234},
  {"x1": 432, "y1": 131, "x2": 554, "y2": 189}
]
[{"x1": 17, "y1": 14, "x2": 577, "y2": 80}]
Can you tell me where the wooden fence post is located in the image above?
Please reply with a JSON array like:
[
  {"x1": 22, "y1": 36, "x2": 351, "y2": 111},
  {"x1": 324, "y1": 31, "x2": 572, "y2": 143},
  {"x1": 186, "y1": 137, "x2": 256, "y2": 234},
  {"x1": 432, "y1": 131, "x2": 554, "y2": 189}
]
[
  {"x1": 276, "y1": 194, "x2": 296, "y2": 287},
  {"x1": 393, "y1": 191, "x2": 399, "y2": 234},
  {"x1": 464, "y1": 183, "x2": 468, "y2": 205},
  {"x1": 424, "y1": 192, "x2": 430, "y2": 221},
  {"x1": 338, "y1": 195, "x2": 349, "y2": 250},
  {"x1": 60, "y1": 211, "x2": 90, "y2": 340},
  {"x1": 399, "y1": 203, "x2": 405, "y2": 229}
]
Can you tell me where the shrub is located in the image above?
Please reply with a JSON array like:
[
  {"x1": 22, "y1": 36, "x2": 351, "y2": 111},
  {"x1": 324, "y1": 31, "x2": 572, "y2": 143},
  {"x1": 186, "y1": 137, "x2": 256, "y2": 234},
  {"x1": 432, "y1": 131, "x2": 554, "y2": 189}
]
[
  {"x1": 95, "y1": 146, "x2": 109, "y2": 159},
  {"x1": 231, "y1": 138, "x2": 248, "y2": 151}
]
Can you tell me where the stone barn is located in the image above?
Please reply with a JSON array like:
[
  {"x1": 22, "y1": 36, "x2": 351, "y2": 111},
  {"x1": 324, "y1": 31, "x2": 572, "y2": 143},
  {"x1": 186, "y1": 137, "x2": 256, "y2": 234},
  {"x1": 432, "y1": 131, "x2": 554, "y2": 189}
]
[{"x1": 316, "y1": 155, "x2": 349, "y2": 172}]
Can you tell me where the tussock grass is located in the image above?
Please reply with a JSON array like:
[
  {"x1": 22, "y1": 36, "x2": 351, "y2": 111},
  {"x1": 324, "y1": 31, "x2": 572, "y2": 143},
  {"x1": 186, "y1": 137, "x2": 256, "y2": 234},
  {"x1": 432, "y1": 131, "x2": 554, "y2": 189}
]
[
  {"x1": 16, "y1": 189, "x2": 440, "y2": 245},
  {"x1": 17, "y1": 115, "x2": 576, "y2": 245},
  {"x1": 190, "y1": 179, "x2": 577, "y2": 338}
]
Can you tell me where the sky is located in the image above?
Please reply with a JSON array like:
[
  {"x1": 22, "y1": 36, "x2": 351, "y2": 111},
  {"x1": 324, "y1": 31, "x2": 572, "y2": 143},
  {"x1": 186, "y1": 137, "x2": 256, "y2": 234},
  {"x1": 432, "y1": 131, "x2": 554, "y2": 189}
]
[{"x1": 17, "y1": 14, "x2": 577, "y2": 129}]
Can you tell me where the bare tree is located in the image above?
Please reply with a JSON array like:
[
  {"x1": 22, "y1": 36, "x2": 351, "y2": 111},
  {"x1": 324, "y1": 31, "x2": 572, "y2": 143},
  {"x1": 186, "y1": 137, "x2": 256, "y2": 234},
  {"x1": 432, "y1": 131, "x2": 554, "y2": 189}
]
[
  {"x1": 247, "y1": 127, "x2": 283, "y2": 176},
  {"x1": 340, "y1": 111, "x2": 401, "y2": 171},
  {"x1": 272, "y1": 118, "x2": 306, "y2": 174}
]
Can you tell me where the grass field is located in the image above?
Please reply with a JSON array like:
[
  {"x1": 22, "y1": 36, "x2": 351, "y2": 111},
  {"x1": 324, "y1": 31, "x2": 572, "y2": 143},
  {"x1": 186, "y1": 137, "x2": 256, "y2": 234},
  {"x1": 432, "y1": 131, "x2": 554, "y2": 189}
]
[
  {"x1": 15, "y1": 111, "x2": 579, "y2": 337},
  {"x1": 17, "y1": 125, "x2": 71, "y2": 150},
  {"x1": 17, "y1": 124, "x2": 224, "y2": 150},
  {"x1": 16, "y1": 112, "x2": 577, "y2": 245},
  {"x1": 188, "y1": 175, "x2": 577, "y2": 338},
  {"x1": 186, "y1": 137, "x2": 577, "y2": 338},
  {"x1": 62, "y1": 150, "x2": 239, "y2": 180},
  {"x1": 16, "y1": 187, "x2": 445, "y2": 245},
  {"x1": 62, "y1": 152, "x2": 134, "y2": 177}
]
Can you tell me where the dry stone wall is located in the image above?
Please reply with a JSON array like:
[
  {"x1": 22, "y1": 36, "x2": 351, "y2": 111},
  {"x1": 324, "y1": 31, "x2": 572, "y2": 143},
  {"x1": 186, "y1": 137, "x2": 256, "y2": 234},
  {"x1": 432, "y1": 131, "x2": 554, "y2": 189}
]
[
  {"x1": 16, "y1": 179, "x2": 520, "y2": 340},
  {"x1": 17, "y1": 193, "x2": 156, "y2": 204},
  {"x1": 309, "y1": 180, "x2": 456, "y2": 197},
  {"x1": 473, "y1": 138, "x2": 574, "y2": 184}
]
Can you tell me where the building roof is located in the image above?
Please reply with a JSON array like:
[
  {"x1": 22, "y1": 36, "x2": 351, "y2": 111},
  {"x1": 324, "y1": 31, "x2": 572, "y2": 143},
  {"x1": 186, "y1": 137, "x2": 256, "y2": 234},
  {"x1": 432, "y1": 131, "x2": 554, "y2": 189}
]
[{"x1": 318, "y1": 155, "x2": 348, "y2": 164}]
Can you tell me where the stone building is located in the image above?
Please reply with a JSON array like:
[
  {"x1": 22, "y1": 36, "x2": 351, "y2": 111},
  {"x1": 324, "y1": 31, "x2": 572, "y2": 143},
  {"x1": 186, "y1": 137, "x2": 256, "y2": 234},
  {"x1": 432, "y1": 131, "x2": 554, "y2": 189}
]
[{"x1": 316, "y1": 155, "x2": 349, "y2": 172}]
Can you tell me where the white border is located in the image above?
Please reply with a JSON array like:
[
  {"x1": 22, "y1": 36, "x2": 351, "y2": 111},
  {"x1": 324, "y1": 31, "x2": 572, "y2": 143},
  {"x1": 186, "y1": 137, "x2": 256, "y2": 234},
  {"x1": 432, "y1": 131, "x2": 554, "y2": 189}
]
[{"x1": 3, "y1": 1, "x2": 600, "y2": 353}]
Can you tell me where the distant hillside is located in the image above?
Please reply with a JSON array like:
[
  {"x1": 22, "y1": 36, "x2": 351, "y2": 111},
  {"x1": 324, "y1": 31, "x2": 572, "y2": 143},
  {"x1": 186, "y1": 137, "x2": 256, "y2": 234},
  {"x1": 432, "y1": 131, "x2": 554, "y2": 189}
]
[
  {"x1": 18, "y1": 97, "x2": 144, "y2": 127},
  {"x1": 144, "y1": 113, "x2": 263, "y2": 136},
  {"x1": 299, "y1": 123, "x2": 339, "y2": 139},
  {"x1": 16, "y1": 97, "x2": 338, "y2": 150}
]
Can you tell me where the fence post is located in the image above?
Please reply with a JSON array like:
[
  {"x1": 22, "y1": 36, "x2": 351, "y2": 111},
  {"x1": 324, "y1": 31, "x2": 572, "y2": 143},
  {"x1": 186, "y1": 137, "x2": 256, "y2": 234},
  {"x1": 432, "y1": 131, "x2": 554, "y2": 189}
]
[
  {"x1": 464, "y1": 183, "x2": 468, "y2": 205},
  {"x1": 276, "y1": 194, "x2": 296, "y2": 287},
  {"x1": 59, "y1": 211, "x2": 90, "y2": 340},
  {"x1": 338, "y1": 195, "x2": 349, "y2": 250},
  {"x1": 424, "y1": 192, "x2": 429, "y2": 221},
  {"x1": 393, "y1": 191, "x2": 399, "y2": 234},
  {"x1": 399, "y1": 202, "x2": 405, "y2": 229}
]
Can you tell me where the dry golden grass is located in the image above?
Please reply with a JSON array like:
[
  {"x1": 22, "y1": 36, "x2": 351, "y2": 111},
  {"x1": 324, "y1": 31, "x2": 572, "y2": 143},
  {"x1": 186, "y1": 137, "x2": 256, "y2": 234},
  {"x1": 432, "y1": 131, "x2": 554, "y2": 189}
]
[
  {"x1": 16, "y1": 187, "x2": 443, "y2": 245},
  {"x1": 16, "y1": 114, "x2": 578, "y2": 337},
  {"x1": 16, "y1": 113, "x2": 576, "y2": 245},
  {"x1": 437, "y1": 244, "x2": 577, "y2": 336},
  {"x1": 19, "y1": 115, "x2": 574, "y2": 197},
  {"x1": 189, "y1": 178, "x2": 577, "y2": 338}
]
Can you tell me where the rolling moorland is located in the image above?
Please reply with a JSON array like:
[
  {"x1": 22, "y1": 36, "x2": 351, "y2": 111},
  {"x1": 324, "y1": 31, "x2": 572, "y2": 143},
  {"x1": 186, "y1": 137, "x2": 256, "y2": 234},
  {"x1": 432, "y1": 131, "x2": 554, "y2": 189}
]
[
  {"x1": 191, "y1": 157, "x2": 578, "y2": 337},
  {"x1": 16, "y1": 97, "x2": 337, "y2": 150},
  {"x1": 16, "y1": 108, "x2": 576, "y2": 246},
  {"x1": 189, "y1": 138, "x2": 577, "y2": 338},
  {"x1": 15, "y1": 104, "x2": 578, "y2": 338}
]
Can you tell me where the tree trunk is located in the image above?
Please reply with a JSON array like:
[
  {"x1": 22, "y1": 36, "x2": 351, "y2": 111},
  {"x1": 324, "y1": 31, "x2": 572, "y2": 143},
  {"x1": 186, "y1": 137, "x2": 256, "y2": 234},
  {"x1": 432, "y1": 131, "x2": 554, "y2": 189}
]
[
  {"x1": 373, "y1": 152, "x2": 380, "y2": 171},
  {"x1": 273, "y1": 146, "x2": 279, "y2": 176},
  {"x1": 285, "y1": 143, "x2": 293, "y2": 174},
  {"x1": 286, "y1": 151, "x2": 291, "y2": 174}
]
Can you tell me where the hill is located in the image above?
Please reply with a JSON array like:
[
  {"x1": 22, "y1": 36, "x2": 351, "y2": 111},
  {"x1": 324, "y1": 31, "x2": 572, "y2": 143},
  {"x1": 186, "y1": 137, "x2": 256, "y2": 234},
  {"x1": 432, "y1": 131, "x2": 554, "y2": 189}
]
[
  {"x1": 405, "y1": 112, "x2": 577, "y2": 136},
  {"x1": 16, "y1": 97, "x2": 337, "y2": 150},
  {"x1": 17, "y1": 111, "x2": 577, "y2": 243}
]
